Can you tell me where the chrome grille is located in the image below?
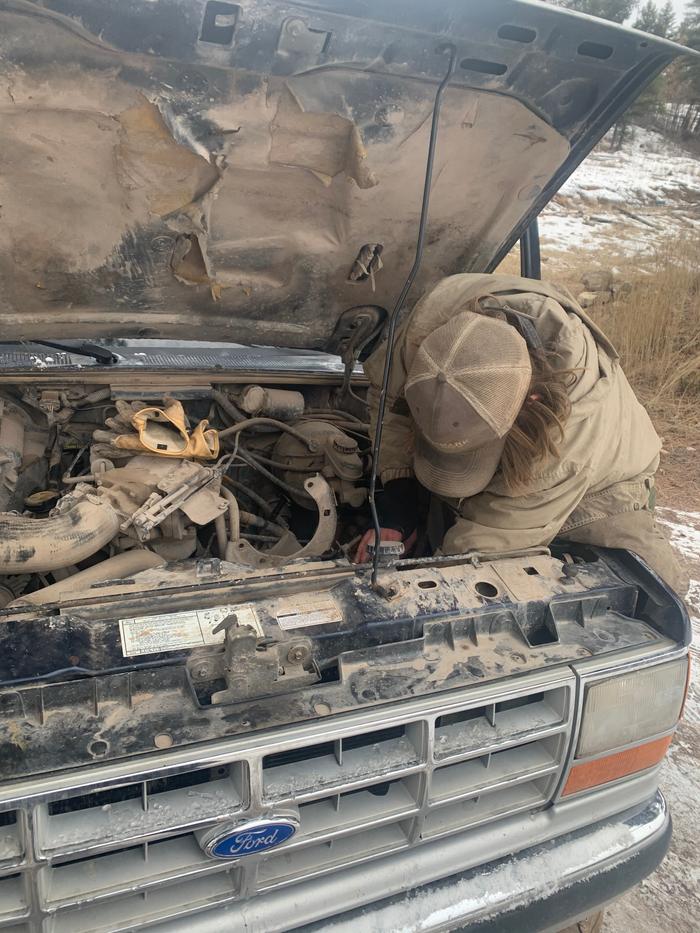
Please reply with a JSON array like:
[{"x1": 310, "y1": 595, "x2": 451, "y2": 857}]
[{"x1": 0, "y1": 674, "x2": 573, "y2": 932}]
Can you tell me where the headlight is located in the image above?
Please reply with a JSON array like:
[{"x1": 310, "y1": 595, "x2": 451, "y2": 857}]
[{"x1": 562, "y1": 657, "x2": 689, "y2": 797}]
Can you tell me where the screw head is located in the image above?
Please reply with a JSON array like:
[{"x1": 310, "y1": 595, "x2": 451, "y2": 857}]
[{"x1": 285, "y1": 18, "x2": 304, "y2": 37}]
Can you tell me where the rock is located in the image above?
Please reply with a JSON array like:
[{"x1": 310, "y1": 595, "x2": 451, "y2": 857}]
[
  {"x1": 577, "y1": 290, "x2": 613, "y2": 308},
  {"x1": 611, "y1": 279, "x2": 632, "y2": 298},
  {"x1": 577, "y1": 291, "x2": 599, "y2": 308},
  {"x1": 581, "y1": 269, "x2": 614, "y2": 292}
]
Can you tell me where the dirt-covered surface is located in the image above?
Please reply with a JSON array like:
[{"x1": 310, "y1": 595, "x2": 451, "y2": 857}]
[{"x1": 605, "y1": 507, "x2": 700, "y2": 932}]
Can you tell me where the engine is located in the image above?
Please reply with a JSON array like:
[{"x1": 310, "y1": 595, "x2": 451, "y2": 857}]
[{"x1": 0, "y1": 384, "x2": 370, "y2": 607}]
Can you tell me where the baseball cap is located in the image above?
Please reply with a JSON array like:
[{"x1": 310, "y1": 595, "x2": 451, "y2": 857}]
[{"x1": 404, "y1": 311, "x2": 531, "y2": 498}]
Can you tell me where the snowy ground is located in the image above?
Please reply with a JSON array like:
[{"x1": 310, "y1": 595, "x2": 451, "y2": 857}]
[
  {"x1": 538, "y1": 126, "x2": 700, "y2": 264},
  {"x1": 605, "y1": 510, "x2": 700, "y2": 933}
]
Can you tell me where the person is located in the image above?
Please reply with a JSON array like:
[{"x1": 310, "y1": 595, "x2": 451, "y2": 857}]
[{"x1": 356, "y1": 273, "x2": 686, "y2": 596}]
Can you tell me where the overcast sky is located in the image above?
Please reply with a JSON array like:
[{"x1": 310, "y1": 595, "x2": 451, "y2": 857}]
[{"x1": 669, "y1": 0, "x2": 691, "y2": 22}]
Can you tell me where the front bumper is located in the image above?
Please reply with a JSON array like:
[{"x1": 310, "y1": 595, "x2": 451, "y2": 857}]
[
  {"x1": 162, "y1": 790, "x2": 670, "y2": 933},
  {"x1": 314, "y1": 792, "x2": 671, "y2": 933}
]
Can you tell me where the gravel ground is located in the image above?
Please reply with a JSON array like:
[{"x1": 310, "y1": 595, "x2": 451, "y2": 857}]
[{"x1": 605, "y1": 510, "x2": 700, "y2": 932}]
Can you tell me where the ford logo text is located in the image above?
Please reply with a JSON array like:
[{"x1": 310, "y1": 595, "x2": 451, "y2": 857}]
[{"x1": 198, "y1": 816, "x2": 298, "y2": 860}]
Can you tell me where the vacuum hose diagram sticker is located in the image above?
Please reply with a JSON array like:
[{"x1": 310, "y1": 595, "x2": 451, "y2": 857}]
[
  {"x1": 274, "y1": 592, "x2": 342, "y2": 630},
  {"x1": 119, "y1": 604, "x2": 261, "y2": 656}
]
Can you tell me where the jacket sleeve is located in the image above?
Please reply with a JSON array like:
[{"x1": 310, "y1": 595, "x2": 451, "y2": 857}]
[
  {"x1": 442, "y1": 461, "x2": 591, "y2": 555},
  {"x1": 363, "y1": 327, "x2": 416, "y2": 484}
]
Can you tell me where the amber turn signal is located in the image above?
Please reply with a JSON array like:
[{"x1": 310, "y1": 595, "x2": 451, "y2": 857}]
[{"x1": 562, "y1": 735, "x2": 673, "y2": 796}]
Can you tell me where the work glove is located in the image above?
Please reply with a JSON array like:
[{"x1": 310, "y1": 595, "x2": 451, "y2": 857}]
[
  {"x1": 355, "y1": 527, "x2": 418, "y2": 564},
  {"x1": 354, "y1": 478, "x2": 421, "y2": 563},
  {"x1": 93, "y1": 399, "x2": 219, "y2": 460}
]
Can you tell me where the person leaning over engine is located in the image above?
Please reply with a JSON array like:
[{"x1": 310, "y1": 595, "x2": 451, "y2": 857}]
[{"x1": 356, "y1": 273, "x2": 687, "y2": 596}]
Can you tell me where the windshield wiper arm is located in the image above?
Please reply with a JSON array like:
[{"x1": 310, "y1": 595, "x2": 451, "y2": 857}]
[{"x1": 17, "y1": 339, "x2": 119, "y2": 366}]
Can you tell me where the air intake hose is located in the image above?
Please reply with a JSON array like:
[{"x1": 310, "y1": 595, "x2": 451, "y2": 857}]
[
  {"x1": 0, "y1": 499, "x2": 121, "y2": 573},
  {"x1": 13, "y1": 549, "x2": 166, "y2": 605}
]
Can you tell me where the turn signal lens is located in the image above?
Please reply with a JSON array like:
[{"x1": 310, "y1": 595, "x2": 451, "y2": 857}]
[
  {"x1": 576, "y1": 659, "x2": 688, "y2": 758},
  {"x1": 562, "y1": 735, "x2": 673, "y2": 796}
]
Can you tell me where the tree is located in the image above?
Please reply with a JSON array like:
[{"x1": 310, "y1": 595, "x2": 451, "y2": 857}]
[
  {"x1": 658, "y1": 1, "x2": 676, "y2": 37},
  {"x1": 634, "y1": 1, "x2": 676, "y2": 38},
  {"x1": 553, "y1": 1, "x2": 639, "y2": 23},
  {"x1": 684, "y1": 2, "x2": 700, "y2": 112}
]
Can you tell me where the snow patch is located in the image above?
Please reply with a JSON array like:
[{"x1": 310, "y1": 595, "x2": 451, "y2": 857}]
[
  {"x1": 539, "y1": 126, "x2": 700, "y2": 257},
  {"x1": 558, "y1": 127, "x2": 700, "y2": 207},
  {"x1": 656, "y1": 509, "x2": 700, "y2": 563},
  {"x1": 381, "y1": 822, "x2": 636, "y2": 933}
]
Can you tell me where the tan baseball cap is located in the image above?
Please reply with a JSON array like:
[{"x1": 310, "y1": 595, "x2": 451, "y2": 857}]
[{"x1": 404, "y1": 311, "x2": 532, "y2": 498}]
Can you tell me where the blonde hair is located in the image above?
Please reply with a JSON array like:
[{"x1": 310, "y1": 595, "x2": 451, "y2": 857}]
[{"x1": 500, "y1": 348, "x2": 575, "y2": 492}]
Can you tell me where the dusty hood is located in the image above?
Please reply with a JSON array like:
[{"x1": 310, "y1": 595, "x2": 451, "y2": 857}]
[{"x1": 0, "y1": 0, "x2": 684, "y2": 349}]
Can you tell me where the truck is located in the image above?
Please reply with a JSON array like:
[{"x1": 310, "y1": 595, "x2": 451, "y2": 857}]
[{"x1": 0, "y1": 1, "x2": 691, "y2": 930}]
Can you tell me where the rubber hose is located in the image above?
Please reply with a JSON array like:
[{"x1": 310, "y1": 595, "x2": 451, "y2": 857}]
[
  {"x1": 13, "y1": 550, "x2": 166, "y2": 605},
  {"x1": 222, "y1": 476, "x2": 274, "y2": 517},
  {"x1": 0, "y1": 499, "x2": 121, "y2": 574},
  {"x1": 220, "y1": 487, "x2": 241, "y2": 543},
  {"x1": 211, "y1": 389, "x2": 247, "y2": 423},
  {"x1": 218, "y1": 417, "x2": 317, "y2": 449}
]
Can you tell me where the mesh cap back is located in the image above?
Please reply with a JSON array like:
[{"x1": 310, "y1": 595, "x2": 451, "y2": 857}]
[{"x1": 405, "y1": 311, "x2": 531, "y2": 497}]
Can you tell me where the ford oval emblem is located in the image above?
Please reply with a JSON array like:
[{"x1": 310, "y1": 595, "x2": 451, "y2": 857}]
[{"x1": 198, "y1": 816, "x2": 299, "y2": 860}]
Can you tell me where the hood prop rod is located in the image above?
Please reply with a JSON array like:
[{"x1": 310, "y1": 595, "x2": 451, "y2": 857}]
[{"x1": 368, "y1": 43, "x2": 457, "y2": 589}]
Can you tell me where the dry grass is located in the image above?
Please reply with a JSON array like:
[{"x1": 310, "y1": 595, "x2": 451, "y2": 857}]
[
  {"x1": 586, "y1": 237, "x2": 700, "y2": 443},
  {"x1": 498, "y1": 235, "x2": 700, "y2": 507}
]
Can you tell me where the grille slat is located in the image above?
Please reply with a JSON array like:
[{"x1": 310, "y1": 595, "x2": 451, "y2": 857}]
[
  {"x1": 41, "y1": 775, "x2": 244, "y2": 861},
  {"x1": 258, "y1": 821, "x2": 411, "y2": 888},
  {"x1": 262, "y1": 725, "x2": 424, "y2": 803},
  {"x1": 293, "y1": 777, "x2": 420, "y2": 843},
  {"x1": 0, "y1": 815, "x2": 23, "y2": 872},
  {"x1": 44, "y1": 835, "x2": 240, "y2": 909},
  {"x1": 50, "y1": 873, "x2": 241, "y2": 933},
  {"x1": 434, "y1": 693, "x2": 566, "y2": 762},
  {"x1": 3, "y1": 680, "x2": 572, "y2": 931},
  {"x1": 421, "y1": 780, "x2": 550, "y2": 840},
  {"x1": 430, "y1": 739, "x2": 560, "y2": 805},
  {"x1": 0, "y1": 874, "x2": 25, "y2": 923}
]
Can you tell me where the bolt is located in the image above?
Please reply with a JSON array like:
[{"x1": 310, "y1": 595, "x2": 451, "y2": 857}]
[
  {"x1": 285, "y1": 18, "x2": 305, "y2": 37},
  {"x1": 287, "y1": 645, "x2": 307, "y2": 663},
  {"x1": 195, "y1": 666, "x2": 210, "y2": 679},
  {"x1": 150, "y1": 235, "x2": 175, "y2": 253}
]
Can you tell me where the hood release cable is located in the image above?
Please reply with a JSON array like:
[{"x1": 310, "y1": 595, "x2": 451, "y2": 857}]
[{"x1": 368, "y1": 43, "x2": 457, "y2": 589}]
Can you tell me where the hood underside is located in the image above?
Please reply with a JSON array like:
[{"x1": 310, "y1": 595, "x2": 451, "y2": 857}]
[{"x1": 0, "y1": 0, "x2": 683, "y2": 348}]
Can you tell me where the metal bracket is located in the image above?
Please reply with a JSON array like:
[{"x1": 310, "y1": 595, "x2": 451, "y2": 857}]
[
  {"x1": 231, "y1": 474, "x2": 337, "y2": 568},
  {"x1": 121, "y1": 465, "x2": 224, "y2": 541},
  {"x1": 187, "y1": 614, "x2": 320, "y2": 705},
  {"x1": 277, "y1": 17, "x2": 330, "y2": 57}
]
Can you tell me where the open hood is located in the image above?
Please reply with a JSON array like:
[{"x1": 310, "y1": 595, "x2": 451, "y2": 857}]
[{"x1": 0, "y1": 0, "x2": 684, "y2": 349}]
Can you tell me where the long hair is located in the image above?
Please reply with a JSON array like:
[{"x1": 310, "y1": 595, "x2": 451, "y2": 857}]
[{"x1": 500, "y1": 348, "x2": 575, "y2": 492}]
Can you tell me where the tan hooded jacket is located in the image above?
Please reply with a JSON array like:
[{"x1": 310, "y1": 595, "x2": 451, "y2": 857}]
[{"x1": 364, "y1": 273, "x2": 664, "y2": 558}]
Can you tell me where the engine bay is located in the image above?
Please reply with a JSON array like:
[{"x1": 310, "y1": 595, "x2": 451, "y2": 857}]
[
  {"x1": 0, "y1": 379, "x2": 372, "y2": 608},
  {"x1": 0, "y1": 372, "x2": 689, "y2": 780}
]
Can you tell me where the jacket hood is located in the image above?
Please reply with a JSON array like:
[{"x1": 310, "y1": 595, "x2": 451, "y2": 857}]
[{"x1": 0, "y1": 0, "x2": 686, "y2": 350}]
